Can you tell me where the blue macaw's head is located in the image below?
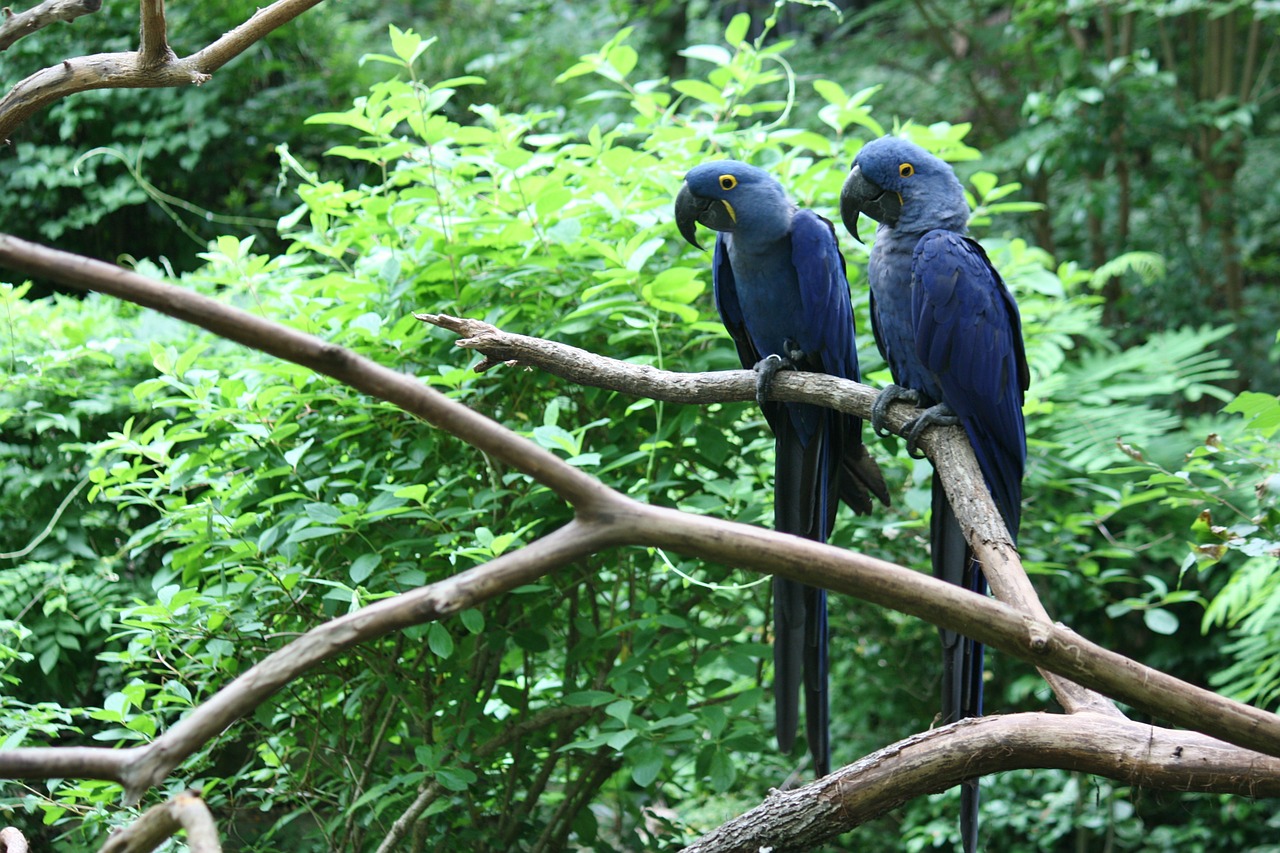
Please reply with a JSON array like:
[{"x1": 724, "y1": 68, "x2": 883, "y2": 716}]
[
  {"x1": 675, "y1": 160, "x2": 793, "y2": 249},
  {"x1": 839, "y1": 136, "x2": 968, "y2": 241}
]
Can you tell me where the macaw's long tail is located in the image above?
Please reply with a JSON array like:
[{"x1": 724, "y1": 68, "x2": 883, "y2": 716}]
[
  {"x1": 771, "y1": 412, "x2": 837, "y2": 779},
  {"x1": 932, "y1": 476, "x2": 984, "y2": 853},
  {"x1": 773, "y1": 577, "x2": 830, "y2": 777}
]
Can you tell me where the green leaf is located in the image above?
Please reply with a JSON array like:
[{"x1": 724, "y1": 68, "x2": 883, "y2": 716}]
[
  {"x1": 459, "y1": 609, "x2": 485, "y2": 634},
  {"x1": 605, "y1": 699, "x2": 634, "y2": 723},
  {"x1": 1143, "y1": 608, "x2": 1180, "y2": 636},
  {"x1": 427, "y1": 622, "x2": 454, "y2": 659},
  {"x1": 672, "y1": 79, "x2": 726, "y2": 107},
  {"x1": 969, "y1": 171, "x2": 998, "y2": 200},
  {"x1": 708, "y1": 749, "x2": 736, "y2": 792},
  {"x1": 680, "y1": 45, "x2": 732, "y2": 67},
  {"x1": 349, "y1": 553, "x2": 381, "y2": 584},
  {"x1": 631, "y1": 746, "x2": 665, "y2": 787},
  {"x1": 388, "y1": 27, "x2": 433, "y2": 64},
  {"x1": 435, "y1": 766, "x2": 477, "y2": 792},
  {"x1": 724, "y1": 13, "x2": 751, "y2": 45},
  {"x1": 1225, "y1": 392, "x2": 1280, "y2": 437},
  {"x1": 607, "y1": 730, "x2": 638, "y2": 750},
  {"x1": 607, "y1": 45, "x2": 638, "y2": 79},
  {"x1": 564, "y1": 690, "x2": 615, "y2": 707},
  {"x1": 812, "y1": 78, "x2": 847, "y2": 106}
]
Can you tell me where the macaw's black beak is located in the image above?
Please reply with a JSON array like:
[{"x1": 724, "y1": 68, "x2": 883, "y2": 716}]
[
  {"x1": 675, "y1": 182, "x2": 736, "y2": 250},
  {"x1": 675, "y1": 182, "x2": 709, "y2": 250},
  {"x1": 840, "y1": 164, "x2": 901, "y2": 243}
]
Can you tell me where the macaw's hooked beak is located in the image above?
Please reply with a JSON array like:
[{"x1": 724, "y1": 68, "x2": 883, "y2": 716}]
[
  {"x1": 675, "y1": 182, "x2": 735, "y2": 250},
  {"x1": 840, "y1": 164, "x2": 901, "y2": 243}
]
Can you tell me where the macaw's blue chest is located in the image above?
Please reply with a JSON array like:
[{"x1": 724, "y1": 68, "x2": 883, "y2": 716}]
[
  {"x1": 725, "y1": 237, "x2": 808, "y2": 360},
  {"x1": 869, "y1": 230, "x2": 945, "y2": 403}
]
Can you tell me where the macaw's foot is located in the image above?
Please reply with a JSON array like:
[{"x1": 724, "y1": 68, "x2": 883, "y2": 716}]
[
  {"x1": 902, "y1": 401, "x2": 959, "y2": 458},
  {"x1": 870, "y1": 384, "x2": 925, "y2": 438},
  {"x1": 753, "y1": 352, "x2": 794, "y2": 406}
]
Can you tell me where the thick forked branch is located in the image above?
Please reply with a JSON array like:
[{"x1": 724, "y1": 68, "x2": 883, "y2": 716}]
[
  {"x1": 2, "y1": 235, "x2": 1280, "y2": 849},
  {"x1": 0, "y1": 0, "x2": 101, "y2": 51},
  {"x1": 682, "y1": 713, "x2": 1280, "y2": 853},
  {"x1": 98, "y1": 789, "x2": 221, "y2": 853},
  {"x1": 0, "y1": 0, "x2": 326, "y2": 140}
]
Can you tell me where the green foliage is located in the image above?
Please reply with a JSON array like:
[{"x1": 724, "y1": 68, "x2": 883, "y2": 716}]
[
  {"x1": 1102, "y1": 392, "x2": 1280, "y2": 709},
  {"x1": 1, "y1": 11, "x2": 1269, "y2": 852}
]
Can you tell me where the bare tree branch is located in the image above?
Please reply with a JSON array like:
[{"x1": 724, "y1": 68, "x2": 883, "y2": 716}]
[
  {"x1": 3, "y1": 234, "x2": 1280, "y2": 848},
  {"x1": 136, "y1": 0, "x2": 172, "y2": 69},
  {"x1": 0, "y1": 0, "x2": 325, "y2": 141},
  {"x1": 98, "y1": 789, "x2": 221, "y2": 853},
  {"x1": 0, "y1": 0, "x2": 101, "y2": 52},
  {"x1": 682, "y1": 714, "x2": 1280, "y2": 853}
]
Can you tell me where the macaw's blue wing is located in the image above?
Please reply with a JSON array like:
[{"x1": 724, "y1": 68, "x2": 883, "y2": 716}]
[
  {"x1": 712, "y1": 235, "x2": 763, "y2": 381},
  {"x1": 911, "y1": 231, "x2": 1028, "y2": 536},
  {"x1": 789, "y1": 211, "x2": 860, "y2": 383},
  {"x1": 911, "y1": 229, "x2": 1027, "y2": 853},
  {"x1": 791, "y1": 211, "x2": 888, "y2": 519}
]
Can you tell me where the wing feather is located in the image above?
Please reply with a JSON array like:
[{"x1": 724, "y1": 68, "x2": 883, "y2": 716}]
[
  {"x1": 911, "y1": 231, "x2": 1027, "y2": 534},
  {"x1": 789, "y1": 210, "x2": 859, "y2": 382}
]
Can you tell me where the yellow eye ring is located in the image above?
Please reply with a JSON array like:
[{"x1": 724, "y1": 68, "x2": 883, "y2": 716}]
[
  {"x1": 719, "y1": 174, "x2": 738, "y2": 190},
  {"x1": 899, "y1": 163, "x2": 915, "y2": 178}
]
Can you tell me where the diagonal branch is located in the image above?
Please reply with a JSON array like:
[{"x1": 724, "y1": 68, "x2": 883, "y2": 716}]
[
  {"x1": 0, "y1": 512, "x2": 616, "y2": 802},
  {"x1": 682, "y1": 713, "x2": 1280, "y2": 853},
  {"x1": 0, "y1": 0, "x2": 101, "y2": 52},
  {"x1": 98, "y1": 789, "x2": 221, "y2": 853}
]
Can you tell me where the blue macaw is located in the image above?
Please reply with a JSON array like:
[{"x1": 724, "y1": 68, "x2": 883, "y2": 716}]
[
  {"x1": 675, "y1": 161, "x2": 888, "y2": 778},
  {"x1": 840, "y1": 136, "x2": 1028, "y2": 852}
]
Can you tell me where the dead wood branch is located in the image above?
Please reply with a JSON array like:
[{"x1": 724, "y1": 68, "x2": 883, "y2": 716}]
[
  {"x1": 418, "y1": 312, "x2": 1117, "y2": 717},
  {"x1": 0, "y1": 0, "x2": 101, "y2": 52},
  {"x1": 682, "y1": 713, "x2": 1280, "y2": 852},
  {"x1": 0, "y1": 0, "x2": 325, "y2": 141},
  {"x1": 98, "y1": 789, "x2": 221, "y2": 853}
]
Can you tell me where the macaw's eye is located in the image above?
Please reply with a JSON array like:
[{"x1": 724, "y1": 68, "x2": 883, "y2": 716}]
[
  {"x1": 719, "y1": 174, "x2": 738, "y2": 190},
  {"x1": 899, "y1": 163, "x2": 915, "y2": 178}
]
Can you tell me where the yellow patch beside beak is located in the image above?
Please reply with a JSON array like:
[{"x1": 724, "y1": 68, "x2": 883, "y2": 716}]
[{"x1": 721, "y1": 200, "x2": 736, "y2": 223}]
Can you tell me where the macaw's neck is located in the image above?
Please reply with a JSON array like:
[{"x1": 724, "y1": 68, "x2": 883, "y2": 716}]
[
  {"x1": 725, "y1": 229, "x2": 792, "y2": 266},
  {"x1": 894, "y1": 201, "x2": 970, "y2": 241},
  {"x1": 729, "y1": 200, "x2": 798, "y2": 249}
]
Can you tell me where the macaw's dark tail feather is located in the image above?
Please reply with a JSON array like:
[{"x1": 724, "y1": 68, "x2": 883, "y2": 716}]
[
  {"x1": 772, "y1": 409, "x2": 835, "y2": 777},
  {"x1": 931, "y1": 476, "x2": 984, "y2": 722},
  {"x1": 773, "y1": 575, "x2": 806, "y2": 756},
  {"x1": 932, "y1": 476, "x2": 983, "y2": 853},
  {"x1": 838, "y1": 437, "x2": 891, "y2": 515},
  {"x1": 804, "y1": 583, "x2": 831, "y2": 777},
  {"x1": 961, "y1": 781, "x2": 979, "y2": 853},
  {"x1": 771, "y1": 577, "x2": 832, "y2": 776}
]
